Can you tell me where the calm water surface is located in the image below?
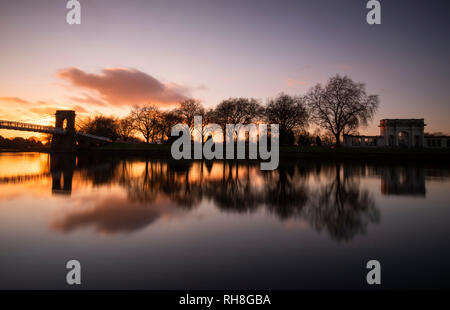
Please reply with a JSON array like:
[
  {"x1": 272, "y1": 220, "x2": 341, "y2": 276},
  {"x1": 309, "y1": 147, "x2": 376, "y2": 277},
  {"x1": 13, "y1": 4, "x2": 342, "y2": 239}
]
[{"x1": 1, "y1": 152, "x2": 449, "y2": 289}]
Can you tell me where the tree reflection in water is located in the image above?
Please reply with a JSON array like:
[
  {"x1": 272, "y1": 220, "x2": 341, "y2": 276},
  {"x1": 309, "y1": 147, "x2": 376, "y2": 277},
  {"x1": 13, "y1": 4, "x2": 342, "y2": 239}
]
[
  {"x1": 304, "y1": 164, "x2": 379, "y2": 242},
  {"x1": 51, "y1": 155, "x2": 380, "y2": 242}
]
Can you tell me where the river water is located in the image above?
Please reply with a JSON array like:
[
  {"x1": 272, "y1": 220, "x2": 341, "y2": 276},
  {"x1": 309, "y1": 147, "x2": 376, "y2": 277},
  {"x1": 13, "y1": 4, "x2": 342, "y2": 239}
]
[{"x1": 0, "y1": 152, "x2": 449, "y2": 289}]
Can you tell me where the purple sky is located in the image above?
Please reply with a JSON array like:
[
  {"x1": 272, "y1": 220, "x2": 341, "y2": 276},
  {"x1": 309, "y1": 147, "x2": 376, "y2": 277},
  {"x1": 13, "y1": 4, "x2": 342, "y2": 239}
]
[{"x1": 1, "y1": 0, "x2": 449, "y2": 137}]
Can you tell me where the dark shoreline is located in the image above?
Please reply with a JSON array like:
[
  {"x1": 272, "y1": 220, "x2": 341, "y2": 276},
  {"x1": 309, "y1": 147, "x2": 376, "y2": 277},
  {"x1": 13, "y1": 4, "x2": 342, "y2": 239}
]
[
  {"x1": 2, "y1": 145, "x2": 449, "y2": 162},
  {"x1": 86, "y1": 145, "x2": 450, "y2": 162}
]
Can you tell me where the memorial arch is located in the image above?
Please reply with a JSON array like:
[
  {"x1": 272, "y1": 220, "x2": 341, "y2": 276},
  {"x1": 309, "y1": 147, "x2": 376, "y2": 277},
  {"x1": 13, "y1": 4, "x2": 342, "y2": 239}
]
[{"x1": 344, "y1": 119, "x2": 428, "y2": 148}]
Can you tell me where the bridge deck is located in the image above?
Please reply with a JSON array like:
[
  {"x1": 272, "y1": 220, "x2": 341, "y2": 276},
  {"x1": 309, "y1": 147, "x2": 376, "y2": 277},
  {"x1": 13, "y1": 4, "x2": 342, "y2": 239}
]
[
  {"x1": 0, "y1": 120, "x2": 111, "y2": 143},
  {"x1": 0, "y1": 120, "x2": 65, "y2": 135},
  {"x1": 76, "y1": 132, "x2": 111, "y2": 142}
]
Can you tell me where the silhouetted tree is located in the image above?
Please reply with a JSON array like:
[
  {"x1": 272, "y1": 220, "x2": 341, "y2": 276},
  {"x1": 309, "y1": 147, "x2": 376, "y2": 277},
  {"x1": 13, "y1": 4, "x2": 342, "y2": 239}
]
[
  {"x1": 0, "y1": 135, "x2": 44, "y2": 149},
  {"x1": 201, "y1": 108, "x2": 216, "y2": 137},
  {"x1": 209, "y1": 98, "x2": 263, "y2": 147},
  {"x1": 117, "y1": 116, "x2": 135, "y2": 141},
  {"x1": 212, "y1": 97, "x2": 262, "y2": 129},
  {"x1": 177, "y1": 99, "x2": 204, "y2": 136},
  {"x1": 160, "y1": 110, "x2": 183, "y2": 142},
  {"x1": 305, "y1": 75, "x2": 379, "y2": 146},
  {"x1": 131, "y1": 105, "x2": 162, "y2": 143},
  {"x1": 80, "y1": 115, "x2": 119, "y2": 140},
  {"x1": 265, "y1": 93, "x2": 308, "y2": 145},
  {"x1": 315, "y1": 136, "x2": 322, "y2": 147},
  {"x1": 298, "y1": 133, "x2": 313, "y2": 146}
]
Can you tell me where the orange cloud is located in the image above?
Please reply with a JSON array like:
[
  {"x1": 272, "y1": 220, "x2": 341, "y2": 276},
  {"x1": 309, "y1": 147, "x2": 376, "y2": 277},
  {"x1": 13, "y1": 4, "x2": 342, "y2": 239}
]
[
  {"x1": 0, "y1": 97, "x2": 30, "y2": 105},
  {"x1": 69, "y1": 94, "x2": 107, "y2": 106},
  {"x1": 29, "y1": 105, "x2": 87, "y2": 115},
  {"x1": 58, "y1": 67, "x2": 190, "y2": 107}
]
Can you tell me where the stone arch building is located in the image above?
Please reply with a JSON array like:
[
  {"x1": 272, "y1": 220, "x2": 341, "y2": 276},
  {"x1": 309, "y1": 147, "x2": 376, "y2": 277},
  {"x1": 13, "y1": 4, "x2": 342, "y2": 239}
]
[
  {"x1": 343, "y1": 119, "x2": 449, "y2": 148},
  {"x1": 379, "y1": 119, "x2": 425, "y2": 147}
]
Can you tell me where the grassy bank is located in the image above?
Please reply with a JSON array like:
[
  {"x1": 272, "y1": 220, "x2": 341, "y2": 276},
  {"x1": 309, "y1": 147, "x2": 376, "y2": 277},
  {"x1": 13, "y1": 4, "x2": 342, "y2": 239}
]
[
  {"x1": 2, "y1": 143, "x2": 448, "y2": 162},
  {"x1": 280, "y1": 146, "x2": 450, "y2": 161},
  {"x1": 84, "y1": 143, "x2": 450, "y2": 162}
]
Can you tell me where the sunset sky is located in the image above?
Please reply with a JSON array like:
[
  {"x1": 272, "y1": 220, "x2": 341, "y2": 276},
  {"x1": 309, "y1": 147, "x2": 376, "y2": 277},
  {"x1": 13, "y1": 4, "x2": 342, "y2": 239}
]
[{"x1": 1, "y1": 0, "x2": 450, "y2": 139}]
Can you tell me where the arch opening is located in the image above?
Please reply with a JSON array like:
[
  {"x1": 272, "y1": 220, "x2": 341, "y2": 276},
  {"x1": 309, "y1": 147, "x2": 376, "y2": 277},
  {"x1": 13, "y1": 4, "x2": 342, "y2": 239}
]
[{"x1": 398, "y1": 131, "x2": 409, "y2": 147}]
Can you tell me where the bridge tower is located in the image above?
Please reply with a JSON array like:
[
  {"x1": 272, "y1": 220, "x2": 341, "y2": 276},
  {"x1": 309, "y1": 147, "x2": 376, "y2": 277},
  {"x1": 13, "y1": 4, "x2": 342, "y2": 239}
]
[{"x1": 51, "y1": 110, "x2": 76, "y2": 152}]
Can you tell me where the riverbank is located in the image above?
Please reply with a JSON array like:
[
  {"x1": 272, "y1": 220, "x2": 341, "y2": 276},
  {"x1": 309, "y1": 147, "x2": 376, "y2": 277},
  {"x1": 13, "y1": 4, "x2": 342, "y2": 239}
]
[
  {"x1": 2, "y1": 144, "x2": 449, "y2": 162},
  {"x1": 85, "y1": 143, "x2": 450, "y2": 162}
]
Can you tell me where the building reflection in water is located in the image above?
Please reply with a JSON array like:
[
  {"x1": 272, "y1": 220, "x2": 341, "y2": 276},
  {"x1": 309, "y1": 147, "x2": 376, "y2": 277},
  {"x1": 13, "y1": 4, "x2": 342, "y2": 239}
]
[
  {"x1": 3, "y1": 154, "x2": 449, "y2": 242},
  {"x1": 379, "y1": 167, "x2": 426, "y2": 196}
]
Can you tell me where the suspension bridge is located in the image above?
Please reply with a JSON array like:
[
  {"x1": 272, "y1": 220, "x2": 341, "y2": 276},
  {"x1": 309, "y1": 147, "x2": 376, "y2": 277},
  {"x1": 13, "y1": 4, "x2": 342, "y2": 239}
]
[{"x1": 0, "y1": 110, "x2": 111, "y2": 151}]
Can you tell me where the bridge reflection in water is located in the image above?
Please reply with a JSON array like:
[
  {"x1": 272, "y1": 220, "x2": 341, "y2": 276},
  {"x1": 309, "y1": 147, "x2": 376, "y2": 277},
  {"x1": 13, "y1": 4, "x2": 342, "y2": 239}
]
[
  {"x1": 0, "y1": 154, "x2": 75, "y2": 195},
  {"x1": 50, "y1": 154, "x2": 75, "y2": 195}
]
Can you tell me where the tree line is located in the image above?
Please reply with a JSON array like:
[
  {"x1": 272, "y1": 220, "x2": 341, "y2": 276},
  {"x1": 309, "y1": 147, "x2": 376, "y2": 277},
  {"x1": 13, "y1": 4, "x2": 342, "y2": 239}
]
[
  {"x1": 78, "y1": 75, "x2": 379, "y2": 147},
  {"x1": 0, "y1": 136, "x2": 44, "y2": 149}
]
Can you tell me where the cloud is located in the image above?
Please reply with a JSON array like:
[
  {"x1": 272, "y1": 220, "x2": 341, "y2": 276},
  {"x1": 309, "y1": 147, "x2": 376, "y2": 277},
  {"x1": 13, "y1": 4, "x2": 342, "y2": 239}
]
[
  {"x1": 58, "y1": 67, "x2": 190, "y2": 107},
  {"x1": 69, "y1": 94, "x2": 107, "y2": 106},
  {"x1": 73, "y1": 105, "x2": 88, "y2": 113},
  {"x1": 30, "y1": 105, "x2": 88, "y2": 115},
  {"x1": 336, "y1": 64, "x2": 357, "y2": 71},
  {"x1": 0, "y1": 97, "x2": 30, "y2": 105},
  {"x1": 286, "y1": 78, "x2": 307, "y2": 88},
  {"x1": 29, "y1": 106, "x2": 58, "y2": 115},
  {"x1": 51, "y1": 195, "x2": 185, "y2": 235}
]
